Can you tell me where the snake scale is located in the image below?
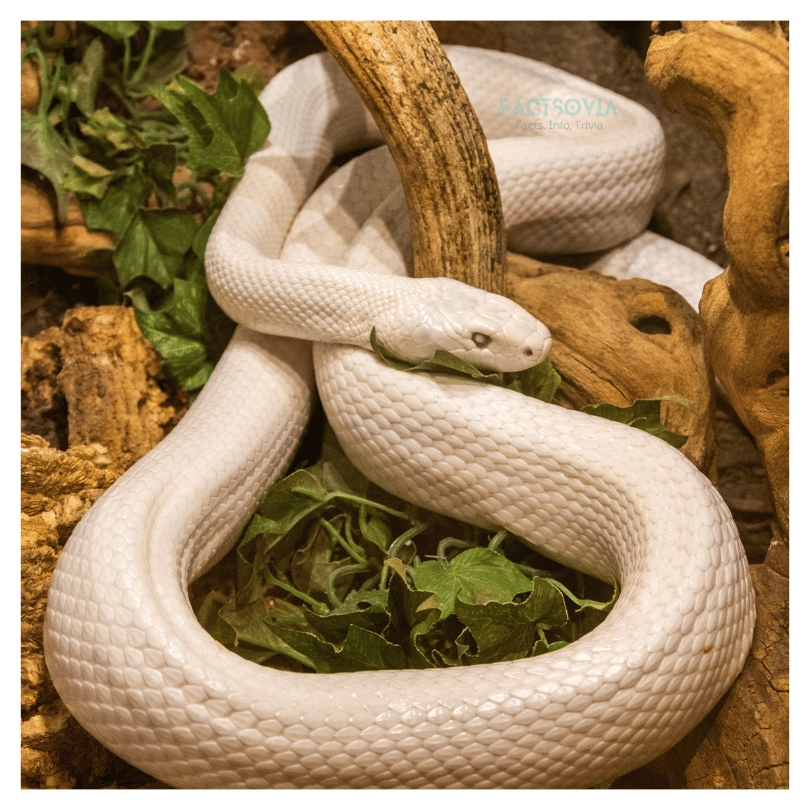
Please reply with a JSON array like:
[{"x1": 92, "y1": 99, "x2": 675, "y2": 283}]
[{"x1": 44, "y1": 46, "x2": 755, "y2": 788}]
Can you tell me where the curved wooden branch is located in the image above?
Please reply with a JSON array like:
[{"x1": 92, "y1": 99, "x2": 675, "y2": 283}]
[{"x1": 307, "y1": 21, "x2": 505, "y2": 296}]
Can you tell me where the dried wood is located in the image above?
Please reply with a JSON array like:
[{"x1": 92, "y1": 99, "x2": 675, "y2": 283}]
[
  {"x1": 645, "y1": 21, "x2": 789, "y2": 788},
  {"x1": 308, "y1": 21, "x2": 506, "y2": 295}
]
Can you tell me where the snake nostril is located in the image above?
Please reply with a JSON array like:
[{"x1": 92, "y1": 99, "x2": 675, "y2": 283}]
[
  {"x1": 524, "y1": 348, "x2": 533, "y2": 356},
  {"x1": 472, "y1": 332, "x2": 492, "y2": 348}
]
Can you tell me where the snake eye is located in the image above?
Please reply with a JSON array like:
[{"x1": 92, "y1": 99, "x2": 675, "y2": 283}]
[{"x1": 471, "y1": 332, "x2": 492, "y2": 348}]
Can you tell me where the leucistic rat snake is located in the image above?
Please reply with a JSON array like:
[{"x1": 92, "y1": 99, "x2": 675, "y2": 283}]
[{"x1": 44, "y1": 46, "x2": 755, "y2": 788}]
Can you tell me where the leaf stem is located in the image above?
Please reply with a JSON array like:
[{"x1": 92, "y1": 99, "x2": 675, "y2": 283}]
[
  {"x1": 436, "y1": 536, "x2": 476, "y2": 562},
  {"x1": 130, "y1": 23, "x2": 158, "y2": 85},
  {"x1": 379, "y1": 523, "x2": 429, "y2": 589},
  {"x1": 25, "y1": 21, "x2": 77, "y2": 51},
  {"x1": 122, "y1": 36, "x2": 132, "y2": 83},
  {"x1": 318, "y1": 517, "x2": 367, "y2": 564},
  {"x1": 326, "y1": 564, "x2": 372, "y2": 609},
  {"x1": 265, "y1": 639, "x2": 316, "y2": 672},
  {"x1": 292, "y1": 488, "x2": 411, "y2": 522},
  {"x1": 487, "y1": 529, "x2": 510, "y2": 553},
  {"x1": 263, "y1": 569, "x2": 329, "y2": 615},
  {"x1": 22, "y1": 45, "x2": 56, "y2": 116}
]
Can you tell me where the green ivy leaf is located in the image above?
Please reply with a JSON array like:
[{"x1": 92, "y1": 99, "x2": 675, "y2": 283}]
[
  {"x1": 336, "y1": 624, "x2": 410, "y2": 672},
  {"x1": 141, "y1": 142, "x2": 178, "y2": 198},
  {"x1": 80, "y1": 166, "x2": 154, "y2": 235},
  {"x1": 581, "y1": 396, "x2": 689, "y2": 448},
  {"x1": 290, "y1": 523, "x2": 353, "y2": 602},
  {"x1": 151, "y1": 70, "x2": 270, "y2": 178},
  {"x1": 62, "y1": 155, "x2": 115, "y2": 199},
  {"x1": 302, "y1": 592, "x2": 390, "y2": 645},
  {"x1": 134, "y1": 28, "x2": 191, "y2": 89},
  {"x1": 150, "y1": 21, "x2": 188, "y2": 32},
  {"x1": 133, "y1": 308, "x2": 213, "y2": 391},
  {"x1": 507, "y1": 357, "x2": 561, "y2": 402},
  {"x1": 221, "y1": 596, "x2": 303, "y2": 656},
  {"x1": 272, "y1": 622, "x2": 408, "y2": 674},
  {"x1": 412, "y1": 547, "x2": 535, "y2": 620},
  {"x1": 247, "y1": 469, "x2": 331, "y2": 536},
  {"x1": 456, "y1": 577, "x2": 568, "y2": 664},
  {"x1": 86, "y1": 21, "x2": 141, "y2": 40},
  {"x1": 114, "y1": 207, "x2": 198, "y2": 288},
  {"x1": 78, "y1": 107, "x2": 135, "y2": 151},
  {"x1": 21, "y1": 111, "x2": 74, "y2": 221},
  {"x1": 130, "y1": 243, "x2": 233, "y2": 391},
  {"x1": 385, "y1": 567, "x2": 442, "y2": 668},
  {"x1": 232, "y1": 62, "x2": 270, "y2": 95},
  {"x1": 72, "y1": 37, "x2": 105, "y2": 116}
]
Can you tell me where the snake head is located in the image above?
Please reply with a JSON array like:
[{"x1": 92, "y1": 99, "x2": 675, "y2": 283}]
[{"x1": 392, "y1": 277, "x2": 552, "y2": 372}]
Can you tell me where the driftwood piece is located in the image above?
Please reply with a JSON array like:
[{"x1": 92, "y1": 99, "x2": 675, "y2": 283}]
[
  {"x1": 21, "y1": 175, "x2": 116, "y2": 276},
  {"x1": 307, "y1": 21, "x2": 506, "y2": 295},
  {"x1": 508, "y1": 254, "x2": 716, "y2": 478},
  {"x1": 645, "y1": 21, "x2": 789, "y2": 788},
  {"x1": 646, "y1": 20, "x2": 788, "y2": 538},
  {"x1": 21, "y1": 434, "x2": 120, "y2": 696},
  {"x1": 21, "y1": 306, "x2": 187, "y2": 469}
]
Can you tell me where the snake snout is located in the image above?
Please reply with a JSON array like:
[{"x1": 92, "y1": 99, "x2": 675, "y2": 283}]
[
  {"x1": 521, "y1": 328, "x2": 553, "y2": 366},
  {"x1": 449, "y1": 313, "x2": 552, "y2": 373},
  {"x1": 485, "y1": 305, "x2": 553, "y2": 372},
  {"x1": 413, "y1": 279, "x2": 554, "y2": 373}
]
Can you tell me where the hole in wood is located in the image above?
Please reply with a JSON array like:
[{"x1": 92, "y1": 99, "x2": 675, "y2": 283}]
[{"x1": 632, "y1": 315, "x2": 672, "y2": 335}]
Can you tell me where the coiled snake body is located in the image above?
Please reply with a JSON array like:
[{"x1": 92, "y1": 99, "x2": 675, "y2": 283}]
[{"x1": 44, "y1": 47, "x2": 755, "y2": 788}]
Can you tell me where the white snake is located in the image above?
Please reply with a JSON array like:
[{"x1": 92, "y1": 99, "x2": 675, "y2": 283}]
[{"x1": 44, "y1": 46, "x2": 755, "y2": 788}]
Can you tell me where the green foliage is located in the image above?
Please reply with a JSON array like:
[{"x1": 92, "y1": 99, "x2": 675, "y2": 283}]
[
  {"x1": 412, "y1": 547, "x2": 536, "y2": 621},
  {"x1": 21, "y1": 21, "x2": 271, "y2": 391},
  {"x1": 195, "y1": 429, "x2": 618, "y2": 673},
  {"x1": 151, "y1": 72, "x2": 271, "y2": 178},
  {"x1": 581, "y1": 396, "x2": 690, "y2": 448}
]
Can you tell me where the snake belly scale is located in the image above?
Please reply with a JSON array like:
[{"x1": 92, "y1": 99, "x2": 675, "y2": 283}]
[{"x1": 44, "y1": 46, "x2": 755, "y2": 788}]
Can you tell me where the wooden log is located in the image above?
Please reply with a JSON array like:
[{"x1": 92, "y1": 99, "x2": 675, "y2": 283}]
[{"x1": 21, "y1": 175, "x2": 116, "y2": 276}]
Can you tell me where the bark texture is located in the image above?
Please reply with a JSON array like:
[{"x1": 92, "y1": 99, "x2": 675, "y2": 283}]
[
  {"x1": 21, "y1": 306, "x2": 187, "y2": 469},
  {"x1": 645, "y1": 20, "x2": 789, "y2": 788},
  {"x1": 308, "y1": 21, "x2": 506, "y2": 295},
  {"x1": 21, "y1": 307, "x2": 186, "y2": 789},
  {"x1": 507, "y1": 254, "x2": 717, "y2": 478},
  {"x1": 21, "y1": 436, "x2": 127, "y2": 788}
]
